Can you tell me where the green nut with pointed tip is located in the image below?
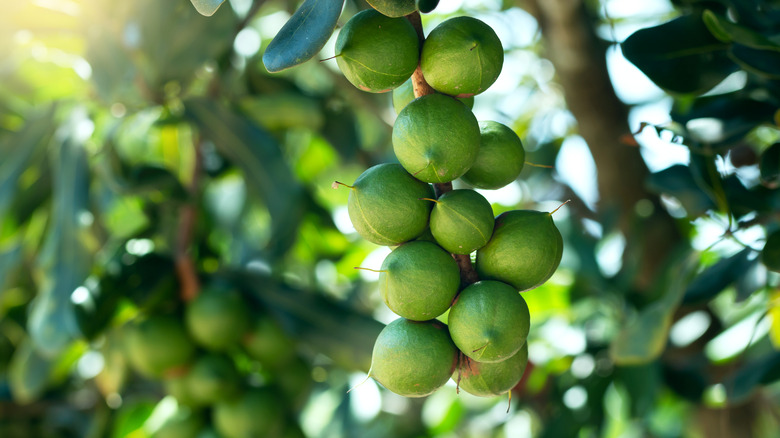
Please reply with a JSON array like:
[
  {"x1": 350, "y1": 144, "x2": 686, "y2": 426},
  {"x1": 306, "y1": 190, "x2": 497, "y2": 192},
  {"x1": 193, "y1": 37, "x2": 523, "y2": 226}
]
[
  {"x1": 335, "y1": 9, "x2": 419, "y2": 93},
  {"x1": 393, "y1": 93, "x2": 480, "y2": 183},
  {"x1": 427, "y1": 189, "x2": 494, "y2": 254},
  {"x1": 476, "y1": 209, "x2": 563, "y2": 291},
  {"x1": 455, "y1": 341, "x2": 528, "y2": 397},
  {"x1": 461, "y1": 121, "x2": 525, "y2": 190},
  {"x1": 346, "y1": 163, "x2": 434, "y2": 246},
  {"x1": 448, "y1": 280, "x2": 530, "y2": 363},
  {"x1": 370, "y1": 318, "x2": 457, "y2": 397},
  {"x1": 421, "y1": 16, "x2": 504, "y2": 97},
  {"x1": 379, "y1": 241, "x2": 460, "y2": 320}
]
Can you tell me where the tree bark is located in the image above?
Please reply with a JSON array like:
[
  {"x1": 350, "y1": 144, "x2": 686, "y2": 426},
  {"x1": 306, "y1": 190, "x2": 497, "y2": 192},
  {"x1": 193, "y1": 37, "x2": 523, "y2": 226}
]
[
  {"x1": 523, "y1": 1, "x2": 760, "y2": 435},
  {"x1": 522, "y1": 0, "x2": 682, "y2": 293}
]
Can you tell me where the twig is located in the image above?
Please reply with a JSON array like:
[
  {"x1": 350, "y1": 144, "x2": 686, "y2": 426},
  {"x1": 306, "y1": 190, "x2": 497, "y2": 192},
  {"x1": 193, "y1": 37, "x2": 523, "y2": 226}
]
[{"x1": 175, "y1": 136, "x2": 204, "y2": 301}]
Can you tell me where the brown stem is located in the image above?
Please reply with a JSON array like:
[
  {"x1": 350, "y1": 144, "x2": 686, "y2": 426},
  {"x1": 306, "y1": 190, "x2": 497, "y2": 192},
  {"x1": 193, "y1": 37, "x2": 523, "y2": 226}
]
[
  {"x1": 432, "y1": 181, "x2": 452, "y2": 198},
  {"x1": 406, "y1": 12, "x2": 436, "y2": 98},
  {"x1": 454, "y1": 254, "x2": 479, "y2": 286},
  {"x1": 176, "y1": 137, "x2": 203, "y2": 302},
  {"x1": 177, "y1": 0, "x2": 266, "y2": 300}
]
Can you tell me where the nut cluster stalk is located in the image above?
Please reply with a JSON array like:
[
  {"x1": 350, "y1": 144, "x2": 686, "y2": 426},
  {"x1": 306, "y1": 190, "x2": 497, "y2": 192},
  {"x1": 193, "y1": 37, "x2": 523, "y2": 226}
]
[{"x1": 406, "y1": 11, "x2": 479, "y2": 287}]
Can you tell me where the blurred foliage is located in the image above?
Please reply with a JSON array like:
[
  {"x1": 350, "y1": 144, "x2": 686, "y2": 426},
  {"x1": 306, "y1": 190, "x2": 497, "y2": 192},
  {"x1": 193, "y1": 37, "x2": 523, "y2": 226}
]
[{"x1": 0, "y1": 0, "x2": 779, "y2": 437}]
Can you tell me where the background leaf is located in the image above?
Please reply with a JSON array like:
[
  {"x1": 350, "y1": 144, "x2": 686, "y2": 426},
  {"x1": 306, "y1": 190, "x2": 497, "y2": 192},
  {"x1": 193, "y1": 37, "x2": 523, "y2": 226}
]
[
  {"x1": 0, "y1": 245, "x2": 21, "y2": 296},
  {"x1": 728, "y1": 44, "x2": 780, "y2": 79},
  {"x1": 725, "y1": 352, "x2": 780, "y2": 402},
  {"x1": 0, "y1": 106, "x2": 56, "y2": 225},
  {"x1": 611, "y1": 254, "x2": 697, "y2": 365},
  {"x1": 135, "y1": 0, "x2": 238, "y2": 89},
  {"x1": 28, "y1": 120, "x2": 93, "y2": 356},
  {"x1": 184, "y1": 98, "x2": 305, "y2": 258},
  {"x1": 239, "y1": 272, "x2": 383, "y2": 372},
  {"x1": 760, "y1": 143, "x2": 780, "y2": 186},
  {"x1": 262, "y1": 0, "x2": 345, "y2": 73},
  {"x1": 683, "y1": 248, "x2": 755, "y2": 304},
  {"x1": 622, "y1": 14, "x2": 739, "y2": 94},
  {"x1": 645, "y1": 165, "x2": 716, "y2": 217},
  {"x1": 702, "y1": 10, "x2": 780, "y2": 49},
  {"x1": 671, "y1": 92, "x2": 778, "y2": 148},
  {"x1": 8, "y1": 340, "x2": 53, "y2": 404}
]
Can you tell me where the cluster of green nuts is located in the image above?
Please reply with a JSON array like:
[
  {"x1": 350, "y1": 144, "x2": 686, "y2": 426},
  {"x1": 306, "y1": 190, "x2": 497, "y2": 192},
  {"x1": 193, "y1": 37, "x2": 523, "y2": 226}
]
[
  {"x1": 120, "y1": 287, "x2": 307, "y2": 438},
  {"x1": 334, "y1": 8, "x2": 564, "y2": 398}
]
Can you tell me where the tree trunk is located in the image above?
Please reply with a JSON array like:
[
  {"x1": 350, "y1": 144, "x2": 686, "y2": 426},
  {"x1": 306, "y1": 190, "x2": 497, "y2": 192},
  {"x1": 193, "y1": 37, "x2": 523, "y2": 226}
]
[
  {"x1": 522, "y1": 0, "x2": 682, "y2": 293},
  {"x1": 522, "y1": 0, "x2": 761, "y2": 435}
]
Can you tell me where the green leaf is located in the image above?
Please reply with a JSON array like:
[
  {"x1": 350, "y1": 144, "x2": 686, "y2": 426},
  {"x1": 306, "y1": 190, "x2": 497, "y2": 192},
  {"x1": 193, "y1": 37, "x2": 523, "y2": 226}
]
[
  {"x1": 184, "y1": 98, "x2": 304, "y2": 257},
  {"x1": 702, "y1": 10, "x2": 780, "y2": 50},
  {"x1": 683, "y1": 248, "x2": 755, "y2": 303},
  {"x1": 735, "y1": 260, "x2": 767, "y2": 302},
  {"x1": 190, "y1": 0, "x2": 225, "y2": 16},
  {"x1": 763, "y1": 229, "x2": 780, "y2": 272},
  {"x1": 73, "y1": 280, "x2": 122, "y2": 341},
  {"x1": 614, "y1": 363, "x2": 662, "y2": 417},
  {"x1": 111, "y1": 398, "x2": 157, "y2": 438},
  {"x1": 238, "y1": 272, "x2": 384, "y2": 372},
  {"x1": 671, "y1": 92, "x2": 777, "y2": 149},
  {"x1": 611, "y1": 253, "x2": 698, "y2": 365},
  {"x1": 7, "y1": 161, "x2": 53, "y2": 230},
  {"x1": 84, "y1": 18, "x2": 138, "y2": 105},
  {"x1": 109, "y1": 252, "x2": 178, "y2": 312},
  {"x1": 125, "y1": 165, "x2": 188, "y2": 200},
  {"x1": 760, "y1": 143, "x2": 780, "y2": 186},
  {"x1": 8, "y1": 340, "x2": 53, "y2": 404},
  {"x1": 622, "y1": 14, "x2": 739, "y2": 95},
  {"x1": 725, "y1": 352, "x2": 780, "y2": 402},
  {"x1": 28, "y1": 123, "x2": 93, "y2": 356},
  {"x1": 0, "y1": 244, "x2": 21, "y2": 294},
  {"x1": 321, "y1": 105, "x2": 361, "y2": 159},
  {"x1": 262, "y1": 0, "x2": 345, "y2": 73},
  {"x1": 727, "y1": 0, "x2": 780, "y2": 32},
  {"x1": 770, "y1": 290, "x2": 780, "y2": 348},
  {"x1": 134, "y1": 0, "x2": 238, "y2": 89},
  {"x1": 239, "y1": 93, "x2": 325, "y2": 131},
  {"x1": 0, "y1": 106, "x2": 56, "y2": 225},
  {"x1": 729, "y1": 43, "x2": 780, "y2": 79},
  {"x1": 722, "y1": 174, "x2": 779, "y2": 218},
  {"x1": 646, "y1": 165, "x2": 716, "y2": 217},
  {"x1": 663, "y1": 363, "x2": 706, "y2": 401}
]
